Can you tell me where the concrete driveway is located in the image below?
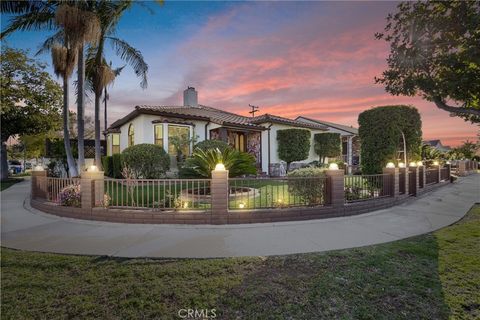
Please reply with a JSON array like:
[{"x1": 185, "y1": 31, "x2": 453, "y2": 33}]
[{"x1": 1, "y1": 175, "x2": 479, "y2": 258}]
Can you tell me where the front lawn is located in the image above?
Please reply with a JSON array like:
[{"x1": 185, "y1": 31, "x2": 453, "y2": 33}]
[
  {"x1": 2, "y1": 205, "x2": 479, "y2": 319},
  {"x1": 0, "y1": 178, "x2": 23, "y2": 191}
]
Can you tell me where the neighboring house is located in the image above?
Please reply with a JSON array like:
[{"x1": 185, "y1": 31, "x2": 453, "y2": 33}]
[
  {"x1": 296, "y1": 116, "x2": 360, "y2": 167},
  {"x1": 423, "y1": 140, "x2": 451, "y2": 152},
  {"x1": 106, "y1": 87, "x2": 357, "y2": 175}
]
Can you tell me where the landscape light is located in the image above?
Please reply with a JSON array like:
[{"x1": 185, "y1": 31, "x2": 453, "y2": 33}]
[
  {"x1": 398, "y1": 162, "x2": 405, "y2": 168},
  {"x1": 238, "y1": 203, "x2": 245, "y2": 209},
  {"x1": 433, "y1": 161, "x2": 439, "y2": 166},
  {"x1": 446, "y1": 161, "x2": 451, "y2": 165},
  {"x1": 386, "y1": 162, "x2": 395, "y2": 168},
  {"x1": 33, "y1": 165, "x2": 44, "y2": 171},
  {"x1": 214, "y1": 163, "x2": 226, "y2": 171},
  {"x1": 183, "y1": 202, "x2": 189, "y2": 209},
  {"x1": 417, "y1": 161, "x2": 423, "y2": 166},
  {"x1": 328, "y1": 163, "x2": 339, "y2": 170},
  {"x1": 87, "y1": 165, "x2": 98, "y2": 172},
  {"x1": 409, "y1": 162, "x2": 417, "y2": 167}
]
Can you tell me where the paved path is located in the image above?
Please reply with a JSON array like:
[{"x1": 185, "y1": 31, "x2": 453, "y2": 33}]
[{"x1": 1, "y1": 175, "x2": 479, "y2": 258}]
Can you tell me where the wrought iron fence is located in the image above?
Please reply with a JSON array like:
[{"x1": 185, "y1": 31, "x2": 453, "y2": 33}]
[
  {"x1": 229, "y1": 177, "x2": 328, "y2": 209},
  {"x1": 425, "y1": 168, "x2": 438, "y2": 185},
  {"x1": 440, "y1": 167, "x2": 449, "y2": 181},
  {"x1": 104, "y1": 179, "x2": 211, "y2": 211},
  {"x1": 344, "y1": 174, "x2": 393, "y2": 203},
  {"x1": 47, "y1": 177, "x2": 80, "y2": 203}
]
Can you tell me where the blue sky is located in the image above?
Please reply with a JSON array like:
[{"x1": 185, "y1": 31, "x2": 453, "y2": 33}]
[{"x1": 2, "y1": 1, "x2": 477, "y2": 146}]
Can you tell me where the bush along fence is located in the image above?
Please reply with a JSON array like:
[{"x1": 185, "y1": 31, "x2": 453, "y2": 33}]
[{"x1": 30, "y1": 160, "x2": 478, "y2": 225}]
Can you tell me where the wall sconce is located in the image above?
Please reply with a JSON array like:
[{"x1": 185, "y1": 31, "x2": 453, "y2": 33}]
[
  {"x1": 433, "y1": 161, "x2": 439, "y2": 166},
  {"x1": 214, "y1": 163, "x2": 226, "y2": 171},
  {"x1": 409, "y1": 162, "x2": 417, "y2": 167},
  {"x1": 386, "y1": 162, "x2": 395, "y2": 168},
  {"x1": 416, "y1": 161, "x2": 423, "y2": 166},
  {"x1": 87, "y1": 165, "x2": 99, "y2": 172},
  {"x1": 328, "y1": 163, "x2": 339, "y2": 170},
  {"x1": 398, "y1": 162, "x2": 405, "y2": 168}
]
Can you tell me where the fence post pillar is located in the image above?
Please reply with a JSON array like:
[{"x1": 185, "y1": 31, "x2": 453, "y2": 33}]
[
  {"x1": 458, "y1": 160, "x2": 466, "y2": 176},
  {"x1": 445, "y1": 164, "x2": 451, "y2": 182},
  {"x1": 80, "y1": 170, "x2": 104, "y2": 209},
  {"x1": 435, "y1": 164, "x2": 441, "y2": 183},
  {"x1": 382, "y1": 167, "x2": 399, "y2": 198},
  {"x1": 409, "y1": 165, "x2": 419, "y2": 196},
  {"x1": 400, "y1": 167, "x2": 408, "y2": 196},
  {"x1": 326, "y1": 169, "x2": 344, "y2": 208},
  {"x1": 211, "y1": 167, "x2": 229, "y2": 224},
  {"x1": 31, "y1": 169, "x2": 47, "y2": 199},
  {"x1": 419, "y1": 165, "x2": 426, "y2": 189}
]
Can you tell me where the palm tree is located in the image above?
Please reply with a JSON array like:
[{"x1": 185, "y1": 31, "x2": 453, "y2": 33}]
[{"x1": 51, "y1": 44, "x2": 78, "y2": 177}]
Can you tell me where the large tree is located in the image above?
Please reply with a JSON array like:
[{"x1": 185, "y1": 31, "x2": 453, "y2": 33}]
[
  {"x1": 0, "y1": 46, "x2": 62, "y2": 180},
  {"x1": 376, "y1": 1, "x2": 480, "y2": 123}
]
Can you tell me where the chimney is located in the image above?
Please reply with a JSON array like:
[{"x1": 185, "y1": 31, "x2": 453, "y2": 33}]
[{"x1": 183, "y1": 86, "x2": 198, "y2": 107}]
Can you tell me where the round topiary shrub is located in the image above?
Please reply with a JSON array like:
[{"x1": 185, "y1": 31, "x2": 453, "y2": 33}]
[
  {"x1": 194, "y1": 139, "x2": 231, "y2": 152},
  {"x1": 121, "y1": 144, "x2": 170, "y2": 179},
  {"x1": 287, "y1": 167, "x2": 327, "y2": 206}
]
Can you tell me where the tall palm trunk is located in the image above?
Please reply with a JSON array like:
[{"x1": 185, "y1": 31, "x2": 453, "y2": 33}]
[
  {"x1": 94, "y1": 91, "x2": 101, "y2": 168},
  {"x1": 77, "y1": 44, "x2": 85, "y2": 172},
  {"x1": 104, "y1": 86, "x2": 108, "y2": 141},
  {"x1": 63, "y1": 77, "x2": 78, "y2": 177}
]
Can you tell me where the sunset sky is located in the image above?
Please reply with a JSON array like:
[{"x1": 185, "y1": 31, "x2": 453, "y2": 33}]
[{"x1": 2, "y1": 1, "x2": 478, "y2": 146}]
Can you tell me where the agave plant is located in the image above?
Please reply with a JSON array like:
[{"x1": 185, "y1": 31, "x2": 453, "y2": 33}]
[{"x1": 179, "y1": 147, "x2": 257, "y2": 178}]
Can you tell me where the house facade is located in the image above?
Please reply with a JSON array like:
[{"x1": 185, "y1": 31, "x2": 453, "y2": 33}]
[{"x1": 106, "y1": 87, "x2": 359, "y2": 175}]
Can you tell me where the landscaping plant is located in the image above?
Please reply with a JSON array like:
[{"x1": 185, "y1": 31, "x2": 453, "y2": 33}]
[
  {"x1": 194, "y1": 140, "x2": 231, "y2": 152},
  {"x1": 121, "y1": 144, "x2": 170, "y2": 179},
  {"x1": 314, "y1": 132, "x2": 341, "y2": 164},
  {"x1": 59, "y1": 184, "x2": 81, "y2": 207},
  {"x1": 287, "y1": 167, "x2": 327, "y2": 206},
  {"x1": 277, "y1": 129, "x2": 311, "y2": 172}
]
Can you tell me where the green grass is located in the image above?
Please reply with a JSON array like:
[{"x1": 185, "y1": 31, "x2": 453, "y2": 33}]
[
  {"x1": 0, "y1": 178, "x2": 23, "y2": 191},
  {"x1": 2, "y1": 205, "x2": 479, "y2": 319}
]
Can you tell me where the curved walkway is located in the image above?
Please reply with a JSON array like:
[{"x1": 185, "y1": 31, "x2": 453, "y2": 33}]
[{"x1": 1, "y1": 175, "x2": 479, "y2": 258}]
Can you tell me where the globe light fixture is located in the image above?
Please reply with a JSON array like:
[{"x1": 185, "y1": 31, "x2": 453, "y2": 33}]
[
  {"x1": 238, "y1": 203, "x2": 245, "y2": 209},
  {"x1": 416, "y1": 161, "x2": 423, "y2": 166},
  {"x1": 446, "y1": 161, "x2": 451, "y2": 165},
  {"x1": 33, "y1": 165, "x2": 44, "y2": 171},
  {"x1": 215, "y1": 163, "x2": 226, "y2": 171},
  {"x1": 433, "y1": 160, "x2": 439, "y2": 166},
  {"x1": 87, "y1": 165, "x2": 98, "y2": 172},
  {"x1": 386, "y1": 162, "x2": 395, "y2": 168},
  {"x1": 409, "y1": 162, "x2": 417, "y2": 167},
  {"x1": 398, "y1": 162, "x2": 405, "y2": 168},
  {"x1": 328, "y1": 163, "x2": 339, "y2": 170}
]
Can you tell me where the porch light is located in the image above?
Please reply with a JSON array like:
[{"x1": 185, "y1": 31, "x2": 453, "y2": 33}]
[
  {"x1": 214, "y1": 163, "x2": 226, "y2": 171},
  {"x1": 433, "y1": 160, "x2": 439, "y2": 166},
  {"x1": 409, "y1": 162, "x2": 417, "y2": 167},
  {"x1": 328, "y1": 163, "x2": 339, "y2": 170},
  {"x1": 33, "y1": 165, "x2": 44, "y2": 171},
  {"x1": 417, "y1": 161, "x2": 423, "y2": 166},
  {"x1": 398, "y1": 162, "x2": 405, "y2": 168},
  {"x1": 386, "y1": 162, "x2": 395, "y2": 168},
  {"x1": 238, "y1": 203, "x2": 245, "y2": 209},
  {"x1": 87, "y1": 165, "x2": 99, "y2": 172}
]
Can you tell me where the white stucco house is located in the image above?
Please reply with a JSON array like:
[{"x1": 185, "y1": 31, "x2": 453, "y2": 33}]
[{"x1": 105, "y1": 87, "x2": 359, "y2": 175}]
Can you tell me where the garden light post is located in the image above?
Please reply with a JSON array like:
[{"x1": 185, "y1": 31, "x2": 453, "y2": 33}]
[
  {"x1": 211, "y1": 163, "x2": 229, "y2": 224},
  {"x1": 326, "y1": 163, "x2": 344, "y2": 208},
  {"x1": 80, "y1": 165, "x2": 104, "y2": 209},
  {"x1": 408, "y1": 162, "x2": 419, "y2": 196},
  {"x1": 383, "y1": 163, "x2": 399, "y2": 198}
]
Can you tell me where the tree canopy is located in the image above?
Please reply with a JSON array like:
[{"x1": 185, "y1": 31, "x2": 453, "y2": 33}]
[
  {"x1": 358, "y1": 105, "x2": 422, "y2": 174},
  {"x1": 313, "y1": 133, "x2": 341, "y2": 164},
  {"x1": 277, "y1": 129, "x2": 311, "y2": 171},
  {"x1": 376, "y1": 1, "x2": 480, "y2": 123}
]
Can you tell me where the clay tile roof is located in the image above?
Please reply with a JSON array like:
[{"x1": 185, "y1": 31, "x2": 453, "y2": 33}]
[{"x1": 251, "y1": 114, "x2": 328, "y2": 130}]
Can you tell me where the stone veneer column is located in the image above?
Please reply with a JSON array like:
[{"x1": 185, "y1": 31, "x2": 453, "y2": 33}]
[
  {"x1": 400, "y1": 167, "x2": 409, "y2": 196},
  {"x1": 419, "y1": 165, "x2": 426, "y2": 189},
  {"x1": 211, "y1": 168, "x2": 229, "y2": 224},
  {"x1": 326, "y1": 169, "x2": 345, "y2": 207},
  {"x1": 80, "y1": 171, "x2": 104, "y2": 209},
  {"x1": 458, "y1": 161, "x2": 466, "y2": 176},
  {"x1": 31, "y1": 170, "x2": 47, "y2": 199},
  {"x1": 382, "y1": 167, "x2": 399, "y2": 198},
  {"x1": 409, "y1": 165, "x2": 419, "y2": 196},
  {"x1": 435, "y1": 164, "x2": 441, "y2": 183}
]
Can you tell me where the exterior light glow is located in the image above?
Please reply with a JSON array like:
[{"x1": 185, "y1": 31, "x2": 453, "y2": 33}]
[
  {"x1": 417, "y1": 161, "x2": 423, "y2": 166},
  {"x1": 183, "y1": 202, "x2": 189, "y2": 209},
  {"x1": 328, "y1": 163, "x2": 339, "y2": 170},
  {"x1": 446, "y1": 161, "x2": 451, "y2": 165},
  {"x1": 214, "y1": 163, "x2": 226, "y2": 171},
  {"x1": 398, "y1": 162, "x2": 405, "y2": 168},
  {"x1": 33, "y1": 165, "x2": 44, "y2": 171},
  {"x1": 433, "y1": 160, "x2": 439, "y2": 166},
  {"x1": 409, "y1": 162, "x2": 417, "y2": 167},
  {"x1": 386, "y1": 162, "x2": 395, "y2": 168},
  {"x1": 87, "y1": 165, "x2": 98, "y2": 172},
  {"x1": 238, "y1": 203, "x2": 245, "y2": 209}
]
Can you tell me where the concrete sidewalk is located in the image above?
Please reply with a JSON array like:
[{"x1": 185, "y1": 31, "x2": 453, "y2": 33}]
[{"x1": 1, "y1": 175, "x2": 479, "y2": 258}]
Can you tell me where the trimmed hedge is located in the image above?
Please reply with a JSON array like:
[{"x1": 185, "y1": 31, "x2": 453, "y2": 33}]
[
  {"x1": 101, "y1": 154, "x2": 123, "y2": 178},
  {"x1": 122, "y1": 144, "x2": 170, "y2": 179},
  {"x1": 277, "y1": 129, "x2": 311, "y2": 171},
  {"x1": 358, "y1": 105, "x2": 422, "y2": 174},
  {"x1": 314, "y1": 133, "x2": 341, "y2": 163},
  {"x1": 287, "y1": 167, "x2": 327, "y2": 205},
  {"x1": 101, "y1": 156, "x2": 112, "y2": 177}
]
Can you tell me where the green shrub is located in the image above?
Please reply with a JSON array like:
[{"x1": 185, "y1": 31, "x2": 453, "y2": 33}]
[
  {"x1": 121, "y1": 144, "x2": 170, "y2": 179},
  {"x1": 277, "y1": 129, "x2": 311, "y2": 172},
  {"x1": 287, "y1": 167, "x2": 327, "y2": 205},
  {"x1": 179, "y1": 148, "x2": 257, "y2": 178},
  {"x1": 101, "y1": 156, "x2": 113, "y2": 177},
  {"x1": 358, "y1": 105, "x2": 422, "y2": 174},
  {"x1": 112, "y1": 154, "x2": 123, "y2": 178},
  {"x1": 194, "y1": 140, "x2": 231, "y2": 152},
  {"x1": 314, "y1": 133, "x2": 341, "y2": 163}
]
